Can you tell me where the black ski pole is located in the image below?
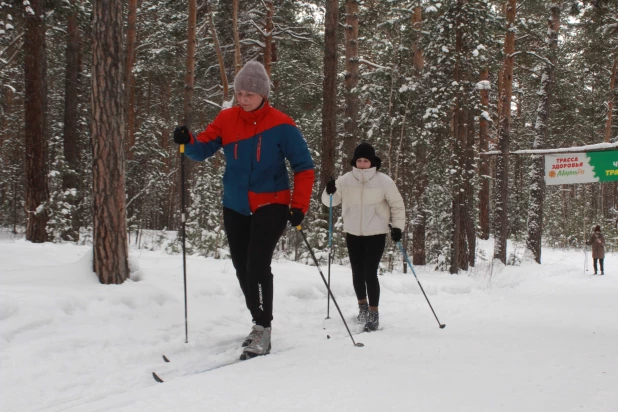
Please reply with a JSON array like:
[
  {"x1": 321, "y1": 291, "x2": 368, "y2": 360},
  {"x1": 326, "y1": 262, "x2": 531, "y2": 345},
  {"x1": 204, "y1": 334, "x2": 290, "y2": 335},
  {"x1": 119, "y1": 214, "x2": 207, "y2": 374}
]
[
  {"x1": 180, "y1": 143, "x2": 188, "y2": 343},
  {"x1": 396, "y1": 241, "x2": 445, "y2": 329},
  {"x1": 296, "y1": 226, "x2": 363, "y2": 347}
]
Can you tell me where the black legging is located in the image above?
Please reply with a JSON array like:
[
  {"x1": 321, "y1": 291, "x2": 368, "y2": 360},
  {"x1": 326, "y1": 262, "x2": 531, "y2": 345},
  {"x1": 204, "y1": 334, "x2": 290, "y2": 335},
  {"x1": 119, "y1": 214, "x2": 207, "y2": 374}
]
[
  {"x1": 593, "y1": 258, "x2": 605, "y2": 273},
  {"x1": 346, "y1": 233, "x2": 386, "y2": 307},
  {"x1": 223, "y1": 204, "x2": 288, "y2": 328}
]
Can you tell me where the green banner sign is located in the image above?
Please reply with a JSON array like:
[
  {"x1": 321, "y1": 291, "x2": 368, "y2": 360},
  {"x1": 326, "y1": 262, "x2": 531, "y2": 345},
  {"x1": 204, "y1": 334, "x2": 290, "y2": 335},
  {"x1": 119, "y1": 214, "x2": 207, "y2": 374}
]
[{"x1": 545, "y1": 150, "x2": 618, "y2": 185}]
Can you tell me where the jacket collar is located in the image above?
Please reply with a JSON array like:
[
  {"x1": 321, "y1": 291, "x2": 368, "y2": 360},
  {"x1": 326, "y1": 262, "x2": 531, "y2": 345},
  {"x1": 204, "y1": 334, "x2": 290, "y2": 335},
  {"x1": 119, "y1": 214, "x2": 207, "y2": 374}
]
[
  {"x1": 352, "y1": 167, "x2": 377, "y2": 183},
  {"x1": 237, "y1": 100, "x2": 271, "y2": 124}
]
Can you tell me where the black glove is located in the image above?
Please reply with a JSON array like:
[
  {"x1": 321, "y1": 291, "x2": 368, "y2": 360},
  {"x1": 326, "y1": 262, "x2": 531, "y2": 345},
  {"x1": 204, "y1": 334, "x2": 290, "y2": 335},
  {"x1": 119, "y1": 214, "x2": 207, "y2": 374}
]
[
  {"x1": 390, "y1": 227, "x2": 402, "y2": 242},
  {"x1": 173, "y1": 126, "x2": 191, "y2": 145},
  {"x1": 288, "y1": 208, "x2": 305, "y2": 227},
  {"x1": 326, "y1": 177, "x2": 337, "y2": 195}
]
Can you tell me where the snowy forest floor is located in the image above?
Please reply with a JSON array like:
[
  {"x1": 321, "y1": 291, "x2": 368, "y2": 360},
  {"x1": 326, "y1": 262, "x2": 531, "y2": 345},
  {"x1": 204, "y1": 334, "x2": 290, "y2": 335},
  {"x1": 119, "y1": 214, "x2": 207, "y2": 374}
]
[{"x1": 1, "y1": 232, "x2": 617, "y2": 412}]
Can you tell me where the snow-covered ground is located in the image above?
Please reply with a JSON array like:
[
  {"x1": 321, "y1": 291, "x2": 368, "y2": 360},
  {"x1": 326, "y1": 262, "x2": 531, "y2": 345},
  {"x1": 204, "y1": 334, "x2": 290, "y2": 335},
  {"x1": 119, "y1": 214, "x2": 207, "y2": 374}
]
[{"x1": 1, "y1": 233, "x2": 617, "y2": 412}]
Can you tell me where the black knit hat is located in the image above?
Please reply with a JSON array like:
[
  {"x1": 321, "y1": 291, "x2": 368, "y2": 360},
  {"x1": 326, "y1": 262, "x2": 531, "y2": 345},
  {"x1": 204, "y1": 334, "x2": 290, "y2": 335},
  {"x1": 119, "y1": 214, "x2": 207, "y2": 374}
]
[{"x1": 351, "y1": 142, "x2": 381, "y2": 170}]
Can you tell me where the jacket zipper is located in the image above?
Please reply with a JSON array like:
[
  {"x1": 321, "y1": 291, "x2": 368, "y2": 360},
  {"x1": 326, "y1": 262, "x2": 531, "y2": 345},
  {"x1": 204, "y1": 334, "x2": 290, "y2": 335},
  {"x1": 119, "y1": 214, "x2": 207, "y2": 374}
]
[
  {"x1": 360, "y1": 178, "x2": 364, "y2": 236},
  {"x1": 234, "y1": 134, "x2": 240, "y2": 160},
  {"x1": 257, "y1": 135, "x2": 262, "y2": 162}
]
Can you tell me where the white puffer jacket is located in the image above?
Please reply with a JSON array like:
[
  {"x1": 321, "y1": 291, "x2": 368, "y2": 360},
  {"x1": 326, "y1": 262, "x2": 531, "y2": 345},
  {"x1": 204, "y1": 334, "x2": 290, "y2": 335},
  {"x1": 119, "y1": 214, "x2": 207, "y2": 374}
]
[{"x1": 321, "y1": 167, "x2": 405, "y2": 236}]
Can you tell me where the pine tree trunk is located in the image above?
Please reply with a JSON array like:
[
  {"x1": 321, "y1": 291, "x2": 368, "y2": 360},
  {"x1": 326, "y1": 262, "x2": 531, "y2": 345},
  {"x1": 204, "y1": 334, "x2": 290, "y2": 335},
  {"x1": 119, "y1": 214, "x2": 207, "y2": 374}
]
[
  {"x1": 451, "y1": 0, "x2": 468, "y2": 274},
  {"x1": 466, "y1": 108, "x2": 476, "y2": 268},
  {"x1": 412, "y1": 148, "x2": 427, "y2": 266},
  {"x1": 264, "y1": 1, "x2": 274, "y2": 78},
  {"x1": 399, "y1": 148, "x2": 406, "y2": 273},
  {"x1": 601, "y1": 57, "x2": 618, "y2": 218},
  {"x1": 183, "y1": 0, "x2": 197, "y2": 128},
  {"x1": 478, "y1": 68, "x2": 490, "y2": 240},
  {"x1": 604, "y1": 57, "x2": 617, "y2": 143},
  {"x1": 232, "y1": 0, "x2": 242, "y2": 76},
  {"x1": 124, "y1": 0, "x2": 138, "y2": 161},
  {"x1": 62, "y1": 1, "x2": 81, "y2": 241},
  {"x1": 1, "y1": 84, "x2": 20, "y2": 234},
  {"x1": 526, "y1": 0, "x2": 560, "y2": 264},
  {"x1": 412, "y1": 6, "x2": 424, "y2": 74},
  {"x1": 494, "y1": 0, "x2": 516, "y2": 264},
  {"x1": 207, "y1": 2, "x2": 229, "y2": 102},
  {"x1": 320, "y1": 0, "x2": 338, "y2": 194},
  {"x1": 411, "y1": 5, "x2": 427, "y2": 266},
  {"x1": 91, "y1": 0, "x2": 129, "y2": 284},
  {"x1": 343, "y1": 0, "x2": 360, "y2": 168},
  {"x1": 24, "y1": 0, "x2": 49, "y2": 243}
]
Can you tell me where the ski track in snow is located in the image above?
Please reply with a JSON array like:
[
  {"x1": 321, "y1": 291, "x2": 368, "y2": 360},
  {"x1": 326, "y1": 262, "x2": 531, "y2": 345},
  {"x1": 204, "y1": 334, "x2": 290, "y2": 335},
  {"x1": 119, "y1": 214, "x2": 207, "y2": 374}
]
[{"x1": 0, "y1": 235, "x2": 617, "y2": 411}]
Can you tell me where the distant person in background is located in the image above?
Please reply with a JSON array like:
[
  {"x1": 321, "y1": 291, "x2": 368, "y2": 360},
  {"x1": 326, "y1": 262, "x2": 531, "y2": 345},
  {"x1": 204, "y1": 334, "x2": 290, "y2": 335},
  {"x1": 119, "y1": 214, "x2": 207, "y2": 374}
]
[{"x1": 587, "y1": 225, "x2": 606, "y2": 275}]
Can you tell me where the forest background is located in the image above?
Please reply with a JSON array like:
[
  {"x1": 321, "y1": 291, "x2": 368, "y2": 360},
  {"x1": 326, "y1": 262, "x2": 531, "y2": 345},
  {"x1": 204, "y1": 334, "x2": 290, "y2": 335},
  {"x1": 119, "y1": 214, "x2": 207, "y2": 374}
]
[{"x1": 1, "y1": 0, "x2": 617, "y2": 281}]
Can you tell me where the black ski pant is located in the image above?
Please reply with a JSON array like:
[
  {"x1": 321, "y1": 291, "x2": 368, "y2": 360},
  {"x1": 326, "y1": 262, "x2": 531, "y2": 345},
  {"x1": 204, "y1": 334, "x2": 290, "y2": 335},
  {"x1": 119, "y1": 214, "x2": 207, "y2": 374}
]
[
  {"x1": 593, "y1": 258, "x2": 604, "y2": 273},
  {"x1": 223, "y1": 204, "x2": 288, "y2": 328},
  {"x1": 345, "y1": 233, "x2": 386, "y2": 307}
]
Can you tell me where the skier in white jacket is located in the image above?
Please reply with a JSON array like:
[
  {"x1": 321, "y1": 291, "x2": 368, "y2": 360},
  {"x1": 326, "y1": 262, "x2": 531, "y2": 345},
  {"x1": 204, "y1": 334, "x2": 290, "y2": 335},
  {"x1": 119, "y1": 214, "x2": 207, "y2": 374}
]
[{"x1": 322, "y1": 143, "x2": 405, "y2": 332}]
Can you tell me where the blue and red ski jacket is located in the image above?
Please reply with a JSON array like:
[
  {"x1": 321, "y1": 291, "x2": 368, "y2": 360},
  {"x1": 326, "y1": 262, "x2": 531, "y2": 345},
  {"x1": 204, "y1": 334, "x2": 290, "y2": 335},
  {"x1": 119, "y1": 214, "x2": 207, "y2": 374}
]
[{"x1": 184, "y1": 101, "x2": 315, "y2": 216}]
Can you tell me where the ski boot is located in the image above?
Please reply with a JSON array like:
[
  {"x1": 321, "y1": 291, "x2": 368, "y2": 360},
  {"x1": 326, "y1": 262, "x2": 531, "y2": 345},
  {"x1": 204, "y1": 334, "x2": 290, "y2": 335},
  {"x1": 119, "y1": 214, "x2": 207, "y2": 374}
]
[
  {"x1": 356, "y1": 303, "x2": 369, "y2": 325},
  {"x1": 242, "y1": 325, "x2": 261, "y2": 347},
  {"x1": 240, "y1": 325, "x2": 271, "y2": 360},
  {"x1": 364, "y1": 311, "x2": 379, "y2": 332}
]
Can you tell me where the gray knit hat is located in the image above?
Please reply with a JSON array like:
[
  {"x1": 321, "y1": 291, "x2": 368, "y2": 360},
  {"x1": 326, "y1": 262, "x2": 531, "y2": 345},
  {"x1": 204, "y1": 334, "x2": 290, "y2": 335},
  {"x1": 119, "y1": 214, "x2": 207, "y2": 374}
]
[{"x1": 234, "y1": 60, "x2": 270, "y2": 98}]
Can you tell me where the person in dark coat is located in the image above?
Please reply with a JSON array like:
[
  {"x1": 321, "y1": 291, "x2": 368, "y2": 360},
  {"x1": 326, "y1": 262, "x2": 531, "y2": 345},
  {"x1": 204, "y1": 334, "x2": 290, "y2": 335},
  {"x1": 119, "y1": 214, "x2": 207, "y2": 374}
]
[
  {"x1": 587, "y1": 225, "x2": 606, "y2": 275},
  {"x1": 172, "y1": 60, "x2": 315, "y2": 359}
]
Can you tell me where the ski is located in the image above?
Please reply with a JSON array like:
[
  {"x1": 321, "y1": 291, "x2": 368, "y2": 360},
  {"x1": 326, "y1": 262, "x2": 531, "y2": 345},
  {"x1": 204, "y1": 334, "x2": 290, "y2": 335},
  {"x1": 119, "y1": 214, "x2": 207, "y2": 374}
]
[
  {"x1": 152, "y1": 372, "x2": 164, "y2": 383},
  {"x1": 152, "y1": 352, "x2": 245, "y2": 383},
  {"x1": 152, "y1": 354, "x2": 174, "y2": 382},
  {"x1": 151, "y1": 355, "x2": 170, "y2": 382}
]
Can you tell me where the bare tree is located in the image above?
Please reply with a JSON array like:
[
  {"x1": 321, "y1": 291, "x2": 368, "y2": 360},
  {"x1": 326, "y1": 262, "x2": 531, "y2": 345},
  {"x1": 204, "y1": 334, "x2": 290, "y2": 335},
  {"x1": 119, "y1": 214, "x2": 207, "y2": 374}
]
[
  {"x1": 91, "y1": 0, "x2": 130, "y2": 284},
  {"x1": 24, "y1": 0, "x2": 49, "y2": 243},
  {"x1": 494, "y1": 0, "x2": 517, "y2": 264}
]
